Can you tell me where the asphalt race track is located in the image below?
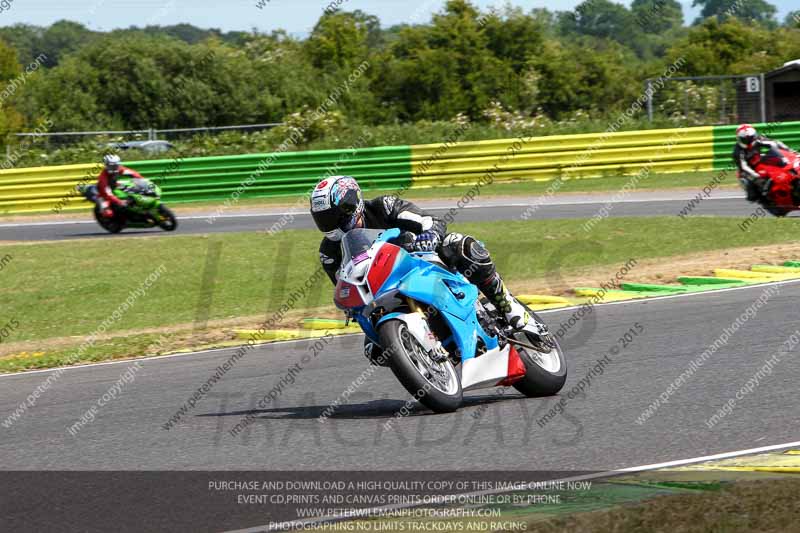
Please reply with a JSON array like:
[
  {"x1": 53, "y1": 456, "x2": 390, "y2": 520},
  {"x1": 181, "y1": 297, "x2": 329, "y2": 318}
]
[
  {"x1": 0, "y1": 190, "x2": 760, "y2": 242},
  {"x1": 3, "y1": 188, "x2": 798, "y2": 531},
  {"x1": 3, "y1": 280, "x2": 797, "y2": 472}
]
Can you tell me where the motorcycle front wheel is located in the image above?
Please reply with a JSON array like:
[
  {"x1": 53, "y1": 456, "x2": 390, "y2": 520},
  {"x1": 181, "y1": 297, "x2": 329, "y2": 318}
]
[
  {"x1": 379, "y1": 319, "x2": 462, "y2": 413},
  {"x1": 157, "y1": 205, "x2": 178, "y2": 231}
]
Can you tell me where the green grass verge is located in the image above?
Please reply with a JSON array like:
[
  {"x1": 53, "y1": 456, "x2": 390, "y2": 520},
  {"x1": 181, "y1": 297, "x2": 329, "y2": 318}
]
[
  {"x1": 1, "y1": 215, "x2": 795, "y2": 371},
  {"x1": 521, "y1": 478, "x2": 800, "y2": 533},
  {"x1": 1, "y1": 332, "x2": 184, "y2": 373}
]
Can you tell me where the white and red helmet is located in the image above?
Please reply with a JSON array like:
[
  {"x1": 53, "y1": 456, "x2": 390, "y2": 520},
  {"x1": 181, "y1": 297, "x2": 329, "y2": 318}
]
[
  {"x1": 736, "y1": 124, "x2": 758, "y2": 149},
  {"x1": 103, "y1": 154, "x2": 121, "y2": 174},
  {"x1": 310, "y1": 176, "x2": 365, "y2": 242}
]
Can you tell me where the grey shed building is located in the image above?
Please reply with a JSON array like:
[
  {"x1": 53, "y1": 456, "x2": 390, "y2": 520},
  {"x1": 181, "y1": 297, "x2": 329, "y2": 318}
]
[{"x1": 765, "y1": 60, "x2": 800, "y2": 122}]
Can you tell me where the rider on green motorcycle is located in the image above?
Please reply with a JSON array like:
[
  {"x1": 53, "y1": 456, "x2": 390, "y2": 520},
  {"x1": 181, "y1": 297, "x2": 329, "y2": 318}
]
[
  {"x1": 310, "y1": 176, "x2": 539, "y2": 333},
  {"x1": 95, "y1": 154, "x2": 144, "y2": 218}
]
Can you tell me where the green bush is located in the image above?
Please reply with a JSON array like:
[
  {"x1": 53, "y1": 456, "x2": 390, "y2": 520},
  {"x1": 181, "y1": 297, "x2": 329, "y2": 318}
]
[{"x1": 12, "y1": 114, "x2": 684, "y2": 168}]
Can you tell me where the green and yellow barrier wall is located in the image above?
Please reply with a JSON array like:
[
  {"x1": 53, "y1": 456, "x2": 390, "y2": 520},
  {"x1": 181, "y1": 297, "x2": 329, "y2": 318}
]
[{"x1": 2, "y1": 121, "x2": 799, "y2": 215}]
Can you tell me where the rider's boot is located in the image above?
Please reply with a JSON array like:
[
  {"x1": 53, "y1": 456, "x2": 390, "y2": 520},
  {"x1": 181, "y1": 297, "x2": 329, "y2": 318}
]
[{"x1": 479, "y1": 273, "x2": 547, "y2": 335}]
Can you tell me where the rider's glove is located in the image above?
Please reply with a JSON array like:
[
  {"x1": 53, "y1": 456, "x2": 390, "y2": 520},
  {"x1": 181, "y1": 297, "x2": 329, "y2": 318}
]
[
  {"x1": 397, "y1": 231, "x2": 417, "y2": 252},
  {"x1": 413, "y1": 231, "x2": 440, "y2": 252}
]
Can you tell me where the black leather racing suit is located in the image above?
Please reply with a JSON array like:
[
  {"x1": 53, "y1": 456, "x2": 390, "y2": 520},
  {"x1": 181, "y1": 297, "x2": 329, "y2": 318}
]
[{"x1": 318, "y1": 195, "x2": 503, "y2": 298}]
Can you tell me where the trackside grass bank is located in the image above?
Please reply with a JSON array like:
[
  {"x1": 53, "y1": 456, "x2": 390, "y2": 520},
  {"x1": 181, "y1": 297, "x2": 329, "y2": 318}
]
[
  {"x1": 521, "y1": 477, "x2": 800, "y2": 533},
  {"x1": 2, "y1": 215, "x2": 799, "y2": 371}
]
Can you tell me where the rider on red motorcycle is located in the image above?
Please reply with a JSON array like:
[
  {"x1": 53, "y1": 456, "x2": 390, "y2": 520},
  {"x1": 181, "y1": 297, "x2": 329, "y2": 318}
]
[
  {"x1": 734, "y1": 124, "x2": 790, "y2": 202},
  {"x1": 96, "y1": 155, "x2": 144, "y2": 217}
]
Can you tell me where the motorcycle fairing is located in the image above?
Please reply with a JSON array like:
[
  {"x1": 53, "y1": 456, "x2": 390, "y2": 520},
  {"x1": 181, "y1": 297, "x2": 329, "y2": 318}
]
[
  {"x1": 372, "y1": 250, "x2": 499, "y2": 362},
  {"x1": 338, "y1": 228, "x2": 524, "y2": 390}
]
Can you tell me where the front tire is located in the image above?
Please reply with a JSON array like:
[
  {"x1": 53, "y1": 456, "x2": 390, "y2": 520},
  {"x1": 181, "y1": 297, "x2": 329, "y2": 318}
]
[
  {"x1": 379, "y1": 319, "x2": 462, "y2": 413},
  {"x1": 157, "y1": 205, "x2": 178, "y2": 231},
  {"x1": 511, "y1": 309, "x2": 568, "y2": 397}
]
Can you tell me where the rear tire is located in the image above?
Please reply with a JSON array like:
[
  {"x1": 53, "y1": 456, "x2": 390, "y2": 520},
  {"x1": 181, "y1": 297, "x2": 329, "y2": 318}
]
[
  {"x1": 157, "y1": 205, "x2": 178, "y2": 231},
  {"x1": 766, "y1": 206, "x2": 790, "y2": 217},
  {"x1": 379, "y1": 319, "x2": 462, "y2": 413},
  {"x1": 511, "y1": 309, "x2": 568, "y2": 398}
]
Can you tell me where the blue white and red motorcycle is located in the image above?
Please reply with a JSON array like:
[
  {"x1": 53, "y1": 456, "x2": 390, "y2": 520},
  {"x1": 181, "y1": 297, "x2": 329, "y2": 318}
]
[{"x1": 334, "y1": 228, "x2": 567, "y2": 413}]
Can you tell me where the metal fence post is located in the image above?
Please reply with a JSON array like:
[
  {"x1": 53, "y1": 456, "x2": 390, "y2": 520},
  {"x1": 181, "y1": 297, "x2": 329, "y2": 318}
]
[
  {"x1": 646, "y1": 79, "x2": 653, "y2": 123},
  {"x1": 759, "y1": 73, "x2": 767, "y2": 123}
]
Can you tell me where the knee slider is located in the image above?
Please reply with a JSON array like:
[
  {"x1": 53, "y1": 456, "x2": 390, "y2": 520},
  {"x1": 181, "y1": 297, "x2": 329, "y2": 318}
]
[{"x1": 451, "y1": 234, "x2": 495, "y2": 281}]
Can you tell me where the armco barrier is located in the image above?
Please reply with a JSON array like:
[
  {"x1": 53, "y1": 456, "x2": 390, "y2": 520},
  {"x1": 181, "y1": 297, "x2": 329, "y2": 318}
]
[
  {"x1": 2, "y1": 122, "x2": 800, "y2": 215},
  {"x1": 410, "y1": 126, "x2": 716, "y2": 185},
  {"x1": 712, "y1": 121, "x2": 800, "y2": 171},
  {"x1": 0, "y1": 146, "x2": 413, "y2": 214}
]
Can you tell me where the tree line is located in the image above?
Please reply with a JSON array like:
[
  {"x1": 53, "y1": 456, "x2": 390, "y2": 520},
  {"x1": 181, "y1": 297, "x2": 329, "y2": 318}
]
[{"x1": 0, "y1": 0, "x2": 796, "y2": 142}]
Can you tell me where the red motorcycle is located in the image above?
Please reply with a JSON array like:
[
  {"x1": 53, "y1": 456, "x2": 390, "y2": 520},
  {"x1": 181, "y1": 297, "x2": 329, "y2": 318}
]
[{"x1": 753, "y1": 146, "x2": 800, "y2": 217}]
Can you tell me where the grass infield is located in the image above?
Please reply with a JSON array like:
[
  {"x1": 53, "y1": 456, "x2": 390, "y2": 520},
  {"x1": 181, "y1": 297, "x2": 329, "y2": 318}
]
[{"x1": 1, "y1": 214, "x2": 797, "y2": 371}]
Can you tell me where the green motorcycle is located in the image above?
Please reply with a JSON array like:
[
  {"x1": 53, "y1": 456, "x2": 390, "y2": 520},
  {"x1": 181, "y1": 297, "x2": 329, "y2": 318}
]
[{"x1": 78, "y1": 177, "x2": 178, "y2": 234}]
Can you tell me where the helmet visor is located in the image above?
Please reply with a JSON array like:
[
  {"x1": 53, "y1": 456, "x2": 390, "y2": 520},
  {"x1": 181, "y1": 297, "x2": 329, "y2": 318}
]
[{"x1": 311, "y1": 207, "x2": 341, "y2": 233}]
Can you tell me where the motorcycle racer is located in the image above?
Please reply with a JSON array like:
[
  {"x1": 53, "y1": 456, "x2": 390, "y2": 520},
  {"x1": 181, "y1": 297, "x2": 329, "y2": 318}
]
[
  {"x1": 310, "y1": 176, "x2": 543, "y2": 344},
  {"x1": 734, "y1": 124, "x2": 790, "y2": 202},
  {"x1": 94, "y1": 154, "x2": 144, "y2": 218}
]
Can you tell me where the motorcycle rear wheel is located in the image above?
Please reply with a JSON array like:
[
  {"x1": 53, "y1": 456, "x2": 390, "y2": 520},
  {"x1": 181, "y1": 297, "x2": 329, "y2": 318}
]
[
  {"x1": 93, "y1": 206, "x2": 124, "y2": 234},
  {"x1": 765, "y1": 205, "x2": 790, "y2": 217},
  {"x1": 379, "y1": 319, "x2": 462, "y2": 413},
  {"x1": 510, "y1": 308, "x2": 568, "y2": 398}
]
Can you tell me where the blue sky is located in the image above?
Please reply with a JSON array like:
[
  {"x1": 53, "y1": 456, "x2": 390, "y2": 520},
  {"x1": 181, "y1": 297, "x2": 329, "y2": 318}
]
[{"x1": 1, "y1": 0, "x2": 796, "y2": 34}]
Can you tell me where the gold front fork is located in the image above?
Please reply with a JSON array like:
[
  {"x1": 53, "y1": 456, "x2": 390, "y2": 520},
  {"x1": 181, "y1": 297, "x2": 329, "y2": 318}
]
[{"x1": 407, "y1": 298, "x2": 425, "y2": 315}]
